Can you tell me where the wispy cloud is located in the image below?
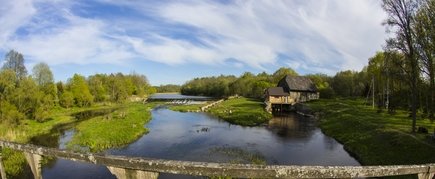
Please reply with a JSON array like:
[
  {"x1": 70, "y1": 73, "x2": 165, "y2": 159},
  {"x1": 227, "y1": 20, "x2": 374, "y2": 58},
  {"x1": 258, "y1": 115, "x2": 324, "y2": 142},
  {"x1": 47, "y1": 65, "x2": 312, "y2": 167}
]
[{"x1": 0, "y1": 0, "x2": 387, "y2": 76}]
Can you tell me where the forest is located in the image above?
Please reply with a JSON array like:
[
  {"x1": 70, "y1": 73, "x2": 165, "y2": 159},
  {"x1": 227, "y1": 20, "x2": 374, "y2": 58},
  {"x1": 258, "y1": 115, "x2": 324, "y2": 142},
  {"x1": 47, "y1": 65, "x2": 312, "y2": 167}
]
[{"x1": 0, "y1": 50, "x2": 156, "y2": 126}]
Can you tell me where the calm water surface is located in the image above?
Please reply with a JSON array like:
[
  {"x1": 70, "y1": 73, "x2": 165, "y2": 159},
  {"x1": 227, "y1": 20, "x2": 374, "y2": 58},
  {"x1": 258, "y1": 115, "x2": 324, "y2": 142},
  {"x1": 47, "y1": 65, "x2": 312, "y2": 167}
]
[{"x1": 33, "y1": 106, "x2": 359, "y2": 179}]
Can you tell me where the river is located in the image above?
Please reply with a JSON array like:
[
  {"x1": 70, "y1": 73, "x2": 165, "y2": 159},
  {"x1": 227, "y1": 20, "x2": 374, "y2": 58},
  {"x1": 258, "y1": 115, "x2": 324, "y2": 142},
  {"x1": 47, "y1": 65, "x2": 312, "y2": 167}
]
[{"x1": 26, "y1": 98, "x2": 359, "y2": 179}]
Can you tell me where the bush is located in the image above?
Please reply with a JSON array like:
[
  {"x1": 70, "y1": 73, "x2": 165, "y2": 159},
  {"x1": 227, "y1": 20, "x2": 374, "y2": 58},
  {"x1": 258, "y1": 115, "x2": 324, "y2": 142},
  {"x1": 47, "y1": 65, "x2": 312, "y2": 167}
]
[
  {"x1": 0, "y1": 101, "x2": 24, "y2": 126},
  {"x1": 60, "y1": 91, "x2": 74, "y2": 108}
]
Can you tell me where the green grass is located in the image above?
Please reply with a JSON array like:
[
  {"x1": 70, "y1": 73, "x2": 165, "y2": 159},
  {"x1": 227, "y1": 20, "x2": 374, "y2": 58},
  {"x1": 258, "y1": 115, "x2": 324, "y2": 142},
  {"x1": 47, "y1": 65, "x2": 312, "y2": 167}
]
[
  {"x1": 0, "y1": 103, "x2": 121, "y2": 143},
  {"x1": 307, "y1": 98, "x2": 435, "y2": 166},
  {"x1": 168, "y1": 101, "x2": 214, "y2": 112},
  {"x1": 67, "y1": 102, "x2": 159, "y2": 152},
  {"x1": 169, "y1": 104, "x2": 203, "y2": 112},
  {"x1": 208, "y1": 97, "x2": 272, "y2": 126},
  {"x1": 0, "y1": 103, "x2": 122, "y2": 178}
]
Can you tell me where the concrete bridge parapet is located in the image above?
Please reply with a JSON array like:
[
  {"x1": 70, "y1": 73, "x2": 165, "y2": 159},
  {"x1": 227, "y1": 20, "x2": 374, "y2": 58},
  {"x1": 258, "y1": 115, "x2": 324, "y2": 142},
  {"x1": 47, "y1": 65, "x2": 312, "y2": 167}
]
[{"x1": 0, "y1": 140, "x2": 434, "y2": 179}]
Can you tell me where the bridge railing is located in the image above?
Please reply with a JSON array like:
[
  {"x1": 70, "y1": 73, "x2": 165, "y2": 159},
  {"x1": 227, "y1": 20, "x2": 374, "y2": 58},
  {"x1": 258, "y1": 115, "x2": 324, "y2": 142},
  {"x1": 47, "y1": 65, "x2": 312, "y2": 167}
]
[{"x1": 0, "y1": 140, "x2": 434, "y2": 179}]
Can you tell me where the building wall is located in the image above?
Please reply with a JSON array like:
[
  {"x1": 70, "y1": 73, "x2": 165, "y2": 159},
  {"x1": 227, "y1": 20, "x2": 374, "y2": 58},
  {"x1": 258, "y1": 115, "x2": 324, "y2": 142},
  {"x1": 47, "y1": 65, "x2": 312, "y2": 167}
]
[
  {"x1": 267, "y1": 92, "x2": 318, "y2": 105},
  {"x1": 289, "y1": 91, "x2": 319, "y2": 102},
  {"x1": 267, "y1": 96, "x2": 294, "y2": 104}
]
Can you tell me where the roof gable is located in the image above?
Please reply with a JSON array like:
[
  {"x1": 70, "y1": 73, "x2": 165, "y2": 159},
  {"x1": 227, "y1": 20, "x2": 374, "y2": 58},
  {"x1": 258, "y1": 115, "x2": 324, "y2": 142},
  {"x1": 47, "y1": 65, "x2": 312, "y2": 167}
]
[{"x1": 266, "y1": 87, "x2": 289, "y2": 96}]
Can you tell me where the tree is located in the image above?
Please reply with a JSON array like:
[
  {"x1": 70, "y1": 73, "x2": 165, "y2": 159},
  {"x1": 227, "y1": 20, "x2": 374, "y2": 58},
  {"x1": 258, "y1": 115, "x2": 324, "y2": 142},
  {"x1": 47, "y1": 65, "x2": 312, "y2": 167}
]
[
  {"x1": 68, "y1": 74, "x2": 93, "y2": 107},
  {"x1": 0, "y1": 70, "x2": 16, "y2": 102},
  {"x1": 32, "y1": 62, "x2": 54, "y2": 86},
  {"x1": 1, "y1": 50, "x2": 27, "y2": 80},
  {"x1": 272, "y1": 67, "x2": 298, "y2": 83},
  {"x1": 11, "y1": 77, "x2": 41, "y2": 119},
  {"x1": 88, "y1": 75, "x2": 107, "y2": 102},
  {"x1": 0, "y1": 101, "x2": 24, "y2": 126},
  {"x1": 414, "y1": 0, "x2": 435, "y2": 119},
  {"x1": 306, "y1": 74, "x2": 335, "y2": 99},
  {"x1": 382, "y1": 0, "x2": 420, "y2": 132},
  {"x1": 60, "y1": 91, "x2": 74, "y2": 108},
  {"x1": 332, "y1": 71, "x2": 356, "y2": 97},
  {"x1": 32, "y1": 62, "x2": 57, "y2": 106}
]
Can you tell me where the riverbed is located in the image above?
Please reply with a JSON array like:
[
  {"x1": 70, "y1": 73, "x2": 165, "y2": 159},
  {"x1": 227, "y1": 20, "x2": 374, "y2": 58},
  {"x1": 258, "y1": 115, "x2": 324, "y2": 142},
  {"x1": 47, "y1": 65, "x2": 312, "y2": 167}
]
[{"x1": 30, "y1": 104, "x2": 359, "y2": 179}]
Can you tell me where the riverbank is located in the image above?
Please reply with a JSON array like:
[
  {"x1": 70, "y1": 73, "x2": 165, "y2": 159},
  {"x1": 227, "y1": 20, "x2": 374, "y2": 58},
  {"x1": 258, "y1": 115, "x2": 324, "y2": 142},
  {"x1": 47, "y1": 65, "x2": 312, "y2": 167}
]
[
  {"x1": 307, "y1": 99, "x2": 435, "y2": 165},
  {"x1": 0, "y1": 102, "x2": 158, "y2": 177},
  {"x1": 169, "y1": 103, "x2": 207, "y2": 112},
  {"x1": 68, "y1": 102, "x2": 158, "y2": 152},
  {"x1": 0, "y1": 104, "x2": 122, "y2": 143},
  {"x1": 169, "y1": 97, "x2": 272, "y2": 126},
  {"x1": 208, "y1": 97, "x2": 272, "y2": 126}
]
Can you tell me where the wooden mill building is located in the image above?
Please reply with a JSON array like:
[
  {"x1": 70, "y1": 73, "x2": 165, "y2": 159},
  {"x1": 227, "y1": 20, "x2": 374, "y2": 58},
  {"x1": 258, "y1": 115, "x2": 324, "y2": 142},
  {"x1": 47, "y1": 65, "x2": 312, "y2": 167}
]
[{"x1": 265, "y1": 75, "x2": 319, "y2": 112}]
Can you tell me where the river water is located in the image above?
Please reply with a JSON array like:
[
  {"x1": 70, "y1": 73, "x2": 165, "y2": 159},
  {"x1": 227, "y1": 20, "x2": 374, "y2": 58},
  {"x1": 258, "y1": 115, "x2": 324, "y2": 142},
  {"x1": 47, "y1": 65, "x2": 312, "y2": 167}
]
[{"x1": 28, "y1": 102, "x2": 359, "y2": 179}]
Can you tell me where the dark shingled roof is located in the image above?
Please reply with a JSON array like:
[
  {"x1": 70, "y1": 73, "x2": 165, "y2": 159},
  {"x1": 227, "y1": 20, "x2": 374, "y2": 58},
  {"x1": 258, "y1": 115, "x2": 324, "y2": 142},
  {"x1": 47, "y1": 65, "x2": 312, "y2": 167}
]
[
  {"x1": 266, "y1": 87, "x2": 289, "y2": 96},
  {"x1": 278, "y1": 75, "x2": 317, "y2": 92}
]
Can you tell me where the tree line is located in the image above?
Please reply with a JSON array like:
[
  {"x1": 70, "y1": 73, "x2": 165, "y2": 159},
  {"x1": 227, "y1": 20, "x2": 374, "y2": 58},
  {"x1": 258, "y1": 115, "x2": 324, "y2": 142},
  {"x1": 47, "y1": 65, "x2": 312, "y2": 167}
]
[
  {"x1": 179, "y1": 67, "x2": 365, "y2": 99},
  {"x1": 0, "y1": 50, "x2": 155, "y2": 126},
  {"x1": 155, "y1": 84, "x2": 181, "y2": 93}
]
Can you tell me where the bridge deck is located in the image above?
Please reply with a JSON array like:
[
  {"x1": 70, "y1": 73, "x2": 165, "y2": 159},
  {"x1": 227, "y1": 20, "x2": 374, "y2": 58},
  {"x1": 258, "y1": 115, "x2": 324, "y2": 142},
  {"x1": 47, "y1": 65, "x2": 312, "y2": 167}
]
[{"x1": 0, "y1": 140, "x2": 434, "y2": 179}]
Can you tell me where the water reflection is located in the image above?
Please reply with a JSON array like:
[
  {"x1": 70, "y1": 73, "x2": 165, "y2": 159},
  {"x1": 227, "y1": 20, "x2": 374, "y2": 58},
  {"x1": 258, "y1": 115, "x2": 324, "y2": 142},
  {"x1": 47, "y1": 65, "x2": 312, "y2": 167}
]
[{"x1": 267, "y1": 114, "x2": 317, "y2": 139}]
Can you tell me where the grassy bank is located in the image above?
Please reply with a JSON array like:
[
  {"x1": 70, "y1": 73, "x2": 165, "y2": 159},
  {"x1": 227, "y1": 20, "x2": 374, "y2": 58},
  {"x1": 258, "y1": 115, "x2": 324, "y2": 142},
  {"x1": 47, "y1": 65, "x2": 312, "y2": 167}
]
[
  {"x1": 169, "y1": 103, "x2": 205, "y2": 112},
  {"x1": 308, "y1": 99, "x2": 435, "y2": 165},
  {"x1": 0, "y1": 103, "x2": 123, "y2": 177},
  {"x1": 208, "y1": 97, "x2": 272, "y2": 126},
  {"x1": 0, "y1": 104, "x2": 121, "y2": 143},
  {"x1": 67, "y1": 102, "x2": 158, "y2": 152}
]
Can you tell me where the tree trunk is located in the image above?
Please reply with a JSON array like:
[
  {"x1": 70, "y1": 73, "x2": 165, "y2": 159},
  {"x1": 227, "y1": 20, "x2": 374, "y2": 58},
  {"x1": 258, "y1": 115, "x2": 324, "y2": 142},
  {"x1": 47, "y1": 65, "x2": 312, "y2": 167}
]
[{"x1": 429, "y1": 60, "x2": 434, "y2": 120}]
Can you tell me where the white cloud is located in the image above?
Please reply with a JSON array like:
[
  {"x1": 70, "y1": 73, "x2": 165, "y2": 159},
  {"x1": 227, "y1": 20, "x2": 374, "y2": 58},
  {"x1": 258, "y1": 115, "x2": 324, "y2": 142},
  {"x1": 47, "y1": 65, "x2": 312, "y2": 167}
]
[
  {"x1": 0, "y1": 0, "x2": 387, "y2": 75},
  {"x1": 150, "y1": 0, "x2": 387, "y2": 73},
  {"x1": 0, "y1": 0, "x2": 36, "y2": 48}
]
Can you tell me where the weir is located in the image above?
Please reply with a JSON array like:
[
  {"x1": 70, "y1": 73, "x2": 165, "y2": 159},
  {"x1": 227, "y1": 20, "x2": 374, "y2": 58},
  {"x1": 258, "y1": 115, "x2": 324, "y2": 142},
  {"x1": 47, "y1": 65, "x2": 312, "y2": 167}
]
[{"x1": 0, "y1": 140, "x2": 434, "y2": 179}]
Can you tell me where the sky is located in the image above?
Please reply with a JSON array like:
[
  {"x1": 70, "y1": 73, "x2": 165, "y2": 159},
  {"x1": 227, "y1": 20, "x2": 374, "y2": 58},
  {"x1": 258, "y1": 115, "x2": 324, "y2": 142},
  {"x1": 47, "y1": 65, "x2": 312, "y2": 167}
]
[{"x1": 0, "y1": 0, "x2": 387, "y2": 85}]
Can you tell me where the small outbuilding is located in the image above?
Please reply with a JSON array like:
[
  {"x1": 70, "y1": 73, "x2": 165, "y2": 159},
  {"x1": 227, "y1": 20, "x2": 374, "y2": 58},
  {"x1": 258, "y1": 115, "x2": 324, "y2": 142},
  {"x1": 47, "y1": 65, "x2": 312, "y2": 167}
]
[{"x1": 265, "y1": 75, "x2": 319, "y2": 112}]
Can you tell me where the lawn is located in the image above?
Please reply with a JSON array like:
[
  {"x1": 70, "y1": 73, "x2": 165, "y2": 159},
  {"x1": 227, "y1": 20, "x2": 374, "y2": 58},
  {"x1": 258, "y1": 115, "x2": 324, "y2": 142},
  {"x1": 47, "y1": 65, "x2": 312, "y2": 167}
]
[
  {"x1": 307, "y1": 98, "x2": 435, "y2": 165},
  {"x1": 208, "y1": 97, "x2": 272, "y2": 126}
]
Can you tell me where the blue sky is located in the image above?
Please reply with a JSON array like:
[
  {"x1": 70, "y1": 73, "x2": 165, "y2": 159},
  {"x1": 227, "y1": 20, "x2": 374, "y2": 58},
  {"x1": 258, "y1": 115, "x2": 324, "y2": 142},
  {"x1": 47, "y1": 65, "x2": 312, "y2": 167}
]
[{"x1": 0, "y1": 0, "x2": 387, "y2": 85}]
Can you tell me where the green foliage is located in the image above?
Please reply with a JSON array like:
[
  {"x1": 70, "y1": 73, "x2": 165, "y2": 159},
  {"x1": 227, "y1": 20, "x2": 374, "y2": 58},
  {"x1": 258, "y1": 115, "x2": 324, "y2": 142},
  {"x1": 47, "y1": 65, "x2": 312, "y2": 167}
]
[
  {"x1": 59, "y1": 91, "x2": 74, "y2": 108},
  {"x1": 156, "y1": 84, "x2": 181, "y2": 93},
  {"x1": 308, "y1": 99, "x2": 435, "y2": 165},
  {"x1": 306, "y1": 73, "x2": 335, "y2": 99},
  {"x1": 1, "y1": 148, "x2": 27, "y2": 177},
  {"x1": 208, "y1": 97, "x2": 272, "y2": 126},
  {"x1": 331, "y1": 70, "x2": 367, "y2": 97},
  {"x1": 88, "y1": 75, "x2": 107, "y2": 102},
  {"x1": 272, "y1": 67, "x2": 298, "y2": 83},
  {"x1": 0, "y1": 69, "x2": 16, "y2": 101},
  {"x1": 68, "y1": 74, "x2": 93, "y2": 107},
  {"x1": 0, "y1": 101, "x2": 24, "y2": 126},
  {"x1": 11, "y1": 77, "x2": 42, "y2": 119},
  {"x1": 181, "y1": 75, "x2": 236, "y2": 97}
]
